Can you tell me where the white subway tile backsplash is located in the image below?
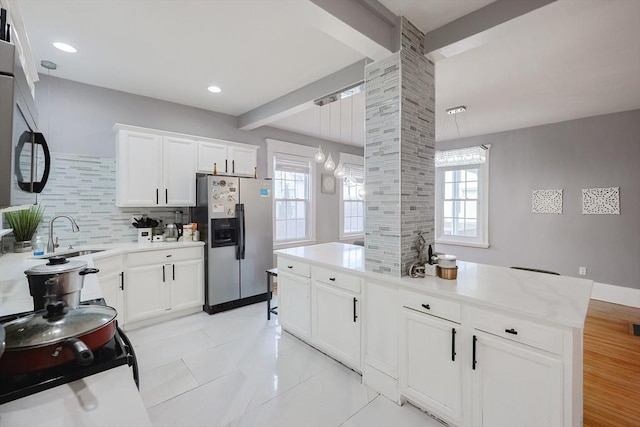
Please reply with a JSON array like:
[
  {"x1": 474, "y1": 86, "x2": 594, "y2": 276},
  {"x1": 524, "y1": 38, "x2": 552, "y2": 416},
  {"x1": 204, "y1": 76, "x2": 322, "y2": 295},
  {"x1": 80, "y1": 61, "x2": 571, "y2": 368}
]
[{"x1": 30, "y1": 152, "x2": 188, "y2": 247}]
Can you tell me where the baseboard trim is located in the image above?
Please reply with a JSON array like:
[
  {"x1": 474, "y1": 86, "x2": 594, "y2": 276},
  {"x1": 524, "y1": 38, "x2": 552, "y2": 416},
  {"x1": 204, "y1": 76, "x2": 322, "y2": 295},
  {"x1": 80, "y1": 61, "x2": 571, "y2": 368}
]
[{"x1": 591, "y1": 282, "x2": 640, "y2": 308}]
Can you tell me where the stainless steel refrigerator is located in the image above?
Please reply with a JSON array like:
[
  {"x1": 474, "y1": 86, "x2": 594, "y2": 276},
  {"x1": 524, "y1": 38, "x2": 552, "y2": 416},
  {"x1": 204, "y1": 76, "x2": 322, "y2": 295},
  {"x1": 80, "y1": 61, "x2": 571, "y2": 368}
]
[{"x1": 191, "y1": 175, "x2": 273, "y2": 314}]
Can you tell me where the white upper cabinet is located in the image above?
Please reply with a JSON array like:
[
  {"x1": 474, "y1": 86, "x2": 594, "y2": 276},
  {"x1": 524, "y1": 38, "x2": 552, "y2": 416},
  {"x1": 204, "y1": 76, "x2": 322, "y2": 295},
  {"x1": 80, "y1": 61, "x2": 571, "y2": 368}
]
[
  {"x1": 116, "y1": 130, "x2": 164, "y2": 206},
  {"x1": 197, "y1": 140, "x2": 258, "y2": 177},
  {"x1": 163, "y1": 136, "x2": 197, "y2": 206},
  {"x1": 116, "y1": 125, "x2": 259, "y2": 207},
  {"x1": 197, "y1": 142, "x2": 228, "y2": 175},
  {"x1": 116, "y1": 125, "x2": 196, "y2": 207},
  {"x1": 228, "y1": 145, "x2": 257, "y2": 176}
]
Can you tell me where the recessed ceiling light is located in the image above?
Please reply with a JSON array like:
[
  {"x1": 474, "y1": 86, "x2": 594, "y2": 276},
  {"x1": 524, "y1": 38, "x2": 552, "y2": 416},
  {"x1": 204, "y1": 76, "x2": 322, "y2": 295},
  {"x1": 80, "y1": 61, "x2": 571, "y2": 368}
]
[
  {"x1": 53, "y1": 42, "x2": 77, "y2": 53},
  {"x1": 207, "y1": 86, "x2": 222, "y2": 93}
]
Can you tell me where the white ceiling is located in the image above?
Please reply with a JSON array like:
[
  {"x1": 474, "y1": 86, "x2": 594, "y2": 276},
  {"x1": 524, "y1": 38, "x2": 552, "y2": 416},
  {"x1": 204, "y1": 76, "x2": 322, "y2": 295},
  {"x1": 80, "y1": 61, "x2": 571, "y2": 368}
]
[{"x1": 14, "y1": 0, "x2": 640, "y2": 147}]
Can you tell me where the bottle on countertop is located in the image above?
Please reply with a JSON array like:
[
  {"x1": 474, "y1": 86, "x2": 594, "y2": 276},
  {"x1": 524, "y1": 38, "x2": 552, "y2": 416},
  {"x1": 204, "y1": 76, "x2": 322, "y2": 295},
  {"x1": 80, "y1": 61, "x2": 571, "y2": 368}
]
[{"x1": 33, "y1": 235, "x2": 45, "y2": 256}]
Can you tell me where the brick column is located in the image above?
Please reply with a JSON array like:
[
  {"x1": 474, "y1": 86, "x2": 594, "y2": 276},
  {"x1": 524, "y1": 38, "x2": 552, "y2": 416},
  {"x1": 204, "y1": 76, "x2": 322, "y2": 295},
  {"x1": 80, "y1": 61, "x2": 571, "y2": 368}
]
[{"x1": 364, "y1": 17, "x2": 435, "y2": 276}]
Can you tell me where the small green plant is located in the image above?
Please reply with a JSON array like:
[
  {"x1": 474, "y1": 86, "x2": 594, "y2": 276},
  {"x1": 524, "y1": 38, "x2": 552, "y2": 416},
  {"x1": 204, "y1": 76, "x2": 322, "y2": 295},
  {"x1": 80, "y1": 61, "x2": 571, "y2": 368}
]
[{"x1": 4, "y1": 205, "x2": 45, "y2": 242}]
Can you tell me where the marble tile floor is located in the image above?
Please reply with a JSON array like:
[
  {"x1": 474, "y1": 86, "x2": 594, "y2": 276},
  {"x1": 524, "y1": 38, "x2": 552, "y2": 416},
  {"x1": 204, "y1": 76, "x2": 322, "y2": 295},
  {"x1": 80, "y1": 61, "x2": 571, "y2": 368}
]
[{"x1": 127, "y1": 302, "x2": 445, "y2": 427}]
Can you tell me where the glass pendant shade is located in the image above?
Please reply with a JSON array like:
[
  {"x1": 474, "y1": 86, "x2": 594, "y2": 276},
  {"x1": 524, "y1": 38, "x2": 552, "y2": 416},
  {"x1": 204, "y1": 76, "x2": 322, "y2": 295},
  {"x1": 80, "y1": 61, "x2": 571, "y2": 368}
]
[
  {"x1": 324, "y1": 153, "x2": 336, "y2": 171},
  {"x1": 334, "y1": 160, "x2": 345, "y2": 178},
  {"x1": 345, "y1": 170, "x2": 356, "y2": 185},
  {"x1": 314, "y1": 145, "x2": 325, "y2": 163}
]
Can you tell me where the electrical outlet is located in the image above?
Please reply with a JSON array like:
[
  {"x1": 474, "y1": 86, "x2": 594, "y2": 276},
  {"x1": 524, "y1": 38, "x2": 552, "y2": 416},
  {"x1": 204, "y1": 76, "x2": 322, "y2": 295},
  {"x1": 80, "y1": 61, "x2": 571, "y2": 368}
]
[{"x1": 579, "y1": 266, "x2": 587, "y2": 276}]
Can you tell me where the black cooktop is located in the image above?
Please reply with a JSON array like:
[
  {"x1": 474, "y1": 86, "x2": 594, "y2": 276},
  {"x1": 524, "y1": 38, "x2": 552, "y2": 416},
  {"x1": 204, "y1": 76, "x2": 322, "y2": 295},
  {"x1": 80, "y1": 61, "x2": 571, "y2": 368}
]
[{"x1": 0, "y1": 299, "x2": 138, "y2": 405}]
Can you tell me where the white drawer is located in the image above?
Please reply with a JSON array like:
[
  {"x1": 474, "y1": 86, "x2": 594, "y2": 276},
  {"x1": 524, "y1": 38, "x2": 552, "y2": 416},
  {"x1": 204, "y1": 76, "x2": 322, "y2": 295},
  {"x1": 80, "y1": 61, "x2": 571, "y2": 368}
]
[
  {"x1": 400, "y1": 289, "x2": 461, "y2": 323},
  {"x1": 278, "y1": 257, "x2": 311, "y2": 278},
  {"x1": 127, "y1": 246, "x2": 202, "y2": 267},
  {"x1": 472, "y1": 309, "x2": 564, "y2": 355},
  {"x1": 312, "y1": 266, "x2": 361, "y2": 294},
  {"x1": 93, "y1": 254, "x2": 124, "y2": 276}
]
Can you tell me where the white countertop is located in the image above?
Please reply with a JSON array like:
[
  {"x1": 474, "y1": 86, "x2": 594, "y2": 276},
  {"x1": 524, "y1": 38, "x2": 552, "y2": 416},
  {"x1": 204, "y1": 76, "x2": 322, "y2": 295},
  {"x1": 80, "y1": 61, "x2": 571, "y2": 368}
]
[
  {"x1": 0, "y1": 240, "x2": 204, "y2": 316},
  {"x1": 0, "y1": 366, "x2": 152, "y2": 427},
  {"x1": 0, "y1": 240, "x2": 202, "y2": 426},
  {"x1": 276, "y1": 242, "x2": 593, "y2": 328}
]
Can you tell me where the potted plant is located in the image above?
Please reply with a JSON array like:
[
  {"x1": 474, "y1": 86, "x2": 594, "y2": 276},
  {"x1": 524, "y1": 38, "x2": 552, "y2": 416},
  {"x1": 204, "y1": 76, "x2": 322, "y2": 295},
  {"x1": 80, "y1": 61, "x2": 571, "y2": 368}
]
[{"x1": 4, "y1": 205, "x2": 45, "y2": 252}]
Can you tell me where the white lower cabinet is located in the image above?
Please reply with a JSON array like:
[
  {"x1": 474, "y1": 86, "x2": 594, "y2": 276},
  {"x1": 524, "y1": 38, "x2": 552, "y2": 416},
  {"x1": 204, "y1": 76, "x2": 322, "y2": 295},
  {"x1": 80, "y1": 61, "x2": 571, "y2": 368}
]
[
  {"x1": 93, "y1": 254, "x2": 125, "y2": 323},
  {"x1": 278, "y1": 271, "x2": 311, "y2": 340},
  {"x1": 275, "y1": 253, "x2": 578, "y2": 427},
  {"x1": 312, "y1": 281, "x2": 361, "y2": 370},
  {"x1": 400, "y1": 307, "x2": 462, "y2": 425},
  {"x1": 170, "y1": 258, "x2": 204, "y2": 311},
  {"x1": 471, "y1": 332, "x2": 564, "y2": 427},
  {"x1": 125, "y1": 264, "x2": 169, "y2": 323},
  {"x1": 124, "y1": 246, "x2": 204, "y2": 327}
]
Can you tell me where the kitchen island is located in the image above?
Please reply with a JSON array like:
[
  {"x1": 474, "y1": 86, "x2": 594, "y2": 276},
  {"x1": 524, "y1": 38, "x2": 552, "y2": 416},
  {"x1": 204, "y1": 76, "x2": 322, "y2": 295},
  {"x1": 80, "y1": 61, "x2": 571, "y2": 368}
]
[
  {"x1": 0, "y1": 240, "x2": 203, "y2": 427},
  {"x1": 275, "y1": 242, "x2": 593, "y2": 427}
]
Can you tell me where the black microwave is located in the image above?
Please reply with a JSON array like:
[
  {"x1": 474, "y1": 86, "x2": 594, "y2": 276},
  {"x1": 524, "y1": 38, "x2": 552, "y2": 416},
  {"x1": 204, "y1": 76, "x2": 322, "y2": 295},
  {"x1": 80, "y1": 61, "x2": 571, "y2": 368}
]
[{"x1": 0, "y1": 40, "x2": 50, "y2": 208}]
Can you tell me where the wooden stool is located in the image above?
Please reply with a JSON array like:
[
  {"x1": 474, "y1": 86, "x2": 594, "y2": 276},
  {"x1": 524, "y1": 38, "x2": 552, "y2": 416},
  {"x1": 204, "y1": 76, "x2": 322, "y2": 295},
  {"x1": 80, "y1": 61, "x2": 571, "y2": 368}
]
[{"x1": 266, "y1": 268, "x2": 278, "y2": 320}]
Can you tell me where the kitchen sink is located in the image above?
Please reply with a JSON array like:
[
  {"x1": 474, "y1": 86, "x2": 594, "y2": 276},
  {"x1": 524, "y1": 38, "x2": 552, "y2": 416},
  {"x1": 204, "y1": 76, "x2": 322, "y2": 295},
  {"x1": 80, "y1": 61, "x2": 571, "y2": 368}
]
[{"x1": 42, "y1": 249, "x2": 106, "y2": 259}]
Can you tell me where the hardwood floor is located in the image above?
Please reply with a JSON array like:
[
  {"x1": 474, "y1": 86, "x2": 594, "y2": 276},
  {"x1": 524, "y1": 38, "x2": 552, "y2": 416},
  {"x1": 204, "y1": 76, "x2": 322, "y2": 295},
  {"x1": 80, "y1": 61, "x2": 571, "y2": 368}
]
[{"x1": 583, "y1": 299, "x2": 640, "y2": 427}]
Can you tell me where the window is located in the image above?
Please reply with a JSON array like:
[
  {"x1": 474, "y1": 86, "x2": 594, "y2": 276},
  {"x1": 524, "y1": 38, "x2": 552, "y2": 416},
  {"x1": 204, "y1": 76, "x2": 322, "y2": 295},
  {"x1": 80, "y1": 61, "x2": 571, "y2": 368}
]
[
  {"x1": 267, "y1": 139, "x2": 317, "y2": 247},
  {"x1": 273, "y1": 154, "x2": 311, "y2": 243},
  {"x1": 435, "y1": 145, "x2": 490, "y2": 248},
  {"x1": 338, "y1": 153, "x2": 364, "y2": 240}
]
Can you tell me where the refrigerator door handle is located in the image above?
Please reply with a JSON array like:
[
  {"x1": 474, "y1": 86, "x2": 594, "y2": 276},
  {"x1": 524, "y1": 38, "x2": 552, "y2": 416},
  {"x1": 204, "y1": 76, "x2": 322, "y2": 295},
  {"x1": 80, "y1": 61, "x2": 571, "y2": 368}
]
[
  {"x1": 241, "y1": 204, "x2": 246, "y2": 259},
  {"x1": 235, "y1": 203, "x2": 242, "y2": 260}
]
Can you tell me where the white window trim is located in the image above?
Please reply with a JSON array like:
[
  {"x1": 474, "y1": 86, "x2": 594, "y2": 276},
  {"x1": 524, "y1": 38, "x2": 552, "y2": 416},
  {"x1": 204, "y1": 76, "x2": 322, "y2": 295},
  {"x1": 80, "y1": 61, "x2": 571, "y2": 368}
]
[
  {"x1": 435, "y1": 146, "x2": 490, "y2": 248},
  {"x1": 338, "y1": 152, "x2": 365, "y2": 241},
  {"x1": 266, "y1": 139, "x2": 318, "y2": 249}
]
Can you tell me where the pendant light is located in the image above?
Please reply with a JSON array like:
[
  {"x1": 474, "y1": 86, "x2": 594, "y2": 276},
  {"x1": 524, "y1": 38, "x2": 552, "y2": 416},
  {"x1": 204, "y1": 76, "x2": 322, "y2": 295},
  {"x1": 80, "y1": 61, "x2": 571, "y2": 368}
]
[
  {"x1": 324, "y1": 153, "x2": 335, "y2": 171},
  {"x1": 314, "y1": 145, "x2": 325, "y2": 163},
  {"x1": 334, "y1": 160, "x2": 344, "y2": 178},
  {"x1": 323, "y1": 103, "x2": 335, "y2": 171},
  {"x1": 315, "y1": 105, "x2": 325, "y2": 163}
]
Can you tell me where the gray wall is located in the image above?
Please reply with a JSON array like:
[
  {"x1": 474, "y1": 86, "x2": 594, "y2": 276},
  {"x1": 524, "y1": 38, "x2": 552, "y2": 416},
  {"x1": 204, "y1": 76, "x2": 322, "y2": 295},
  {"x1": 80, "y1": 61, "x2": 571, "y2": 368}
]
[
  {"x1": 436, "y1": 109, "x2": 640, "y2": 290},
  {"x1": 34, "y1": 74, "x2": 363, "y2": 245}
]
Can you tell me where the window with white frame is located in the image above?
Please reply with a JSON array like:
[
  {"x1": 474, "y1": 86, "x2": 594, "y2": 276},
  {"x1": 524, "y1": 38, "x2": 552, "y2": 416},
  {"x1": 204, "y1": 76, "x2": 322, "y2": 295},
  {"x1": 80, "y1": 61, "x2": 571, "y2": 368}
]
[
  {"x1": 338, "y1": 153, "x2": 364, "y2": 239},
  {"x1": 273, "y1": 154, "x2": 311, "y2": 243},
  {"x1": 266, "y1": 139, "x2": 317, "y2": 247},
  {"x1": 435, "y1": 145, "x2": 490, "y2": 248}
]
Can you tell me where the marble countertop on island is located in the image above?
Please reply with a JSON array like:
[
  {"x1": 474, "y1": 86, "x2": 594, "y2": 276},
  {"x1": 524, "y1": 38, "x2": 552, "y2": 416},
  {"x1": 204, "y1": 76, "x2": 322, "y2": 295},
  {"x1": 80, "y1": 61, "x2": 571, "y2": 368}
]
[{"x1": 276, "y1": 242, "x2": 593, "y2": 329}]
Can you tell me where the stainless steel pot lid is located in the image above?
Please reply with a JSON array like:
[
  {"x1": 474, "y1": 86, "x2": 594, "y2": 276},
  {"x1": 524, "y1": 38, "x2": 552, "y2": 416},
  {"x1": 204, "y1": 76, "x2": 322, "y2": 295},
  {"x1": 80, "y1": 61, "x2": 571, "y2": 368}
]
[
  {"x1": 2, "y1": 303, "x2": 117, "y2": 349},
  {"x1": 25, "y1": 256, "x2": 88, "y2": 275}
]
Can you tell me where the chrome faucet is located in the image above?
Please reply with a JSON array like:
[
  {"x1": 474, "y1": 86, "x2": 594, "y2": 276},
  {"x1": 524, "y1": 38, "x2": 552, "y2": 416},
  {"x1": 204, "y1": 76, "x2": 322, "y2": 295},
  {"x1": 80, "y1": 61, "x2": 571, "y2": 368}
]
[{"x1": 47, "y1": 215, "x2": 80, "y2": 253}]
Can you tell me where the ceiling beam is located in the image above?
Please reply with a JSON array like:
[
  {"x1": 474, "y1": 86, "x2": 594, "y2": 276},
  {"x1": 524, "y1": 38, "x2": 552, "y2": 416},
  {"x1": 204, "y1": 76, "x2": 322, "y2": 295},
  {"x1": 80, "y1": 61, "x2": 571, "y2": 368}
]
[
  {"x1": 305, "y1": 0, "x2": 399, "y2": 60},
  {"x1": 238, "y1": 0, "x2": 397, "y2": 130},
  {"x1": 425, "y1": 0, "x2": 557, "y2": 59},
  {"x1": 238, "y1": 59, "x2": 367, "y2": 131}
]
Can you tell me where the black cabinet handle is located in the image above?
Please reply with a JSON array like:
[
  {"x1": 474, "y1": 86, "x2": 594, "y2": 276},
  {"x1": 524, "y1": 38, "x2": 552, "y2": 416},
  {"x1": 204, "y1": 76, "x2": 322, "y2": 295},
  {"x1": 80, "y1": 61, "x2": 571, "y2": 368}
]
[
  {"x1": 172, "y1": 264, "x2": 175, "y2": 281},
  {"x1": 472, "y1": 335, "x2": 477, "y2": 370},
  {"x1": 162, "y1": 265, "x2": 165, "y2": 282},
  {"x1": 165, "y1": 188, "x2": 168, "y2": 203},
  {"x1": 232, "y1": 160, "x2": 235, "y2": 174},
  {"x1": 353, "y1": 297, "x2": 358, "y2": 322},
  {"x1": 166, "y1": 254, "x2": 172, "y2": 257},
  {"x1": 156, "y1": 188, "x2": 159, "y2": 204},
  {"x1": 225, "y1": 159, "x2": 228, "y2": 173},
  {"x1": 120, "y1": 272, "x2": 124, "y2": 290},
  {"x1": 421, "y1": 303, "x2": 430, "y2": 310},
  {"x1": 287, "y1": 265, "x2": 293, "y2": 269},
  {"x1": 329, "y1": 277, "x2": 336, "y2": 281},
  {"x1": 505, "y1": 328, "x2": 518, "y2": 335},
  {"x1": 451, "y1": 328, "x2": 456, "y2": 361}
]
